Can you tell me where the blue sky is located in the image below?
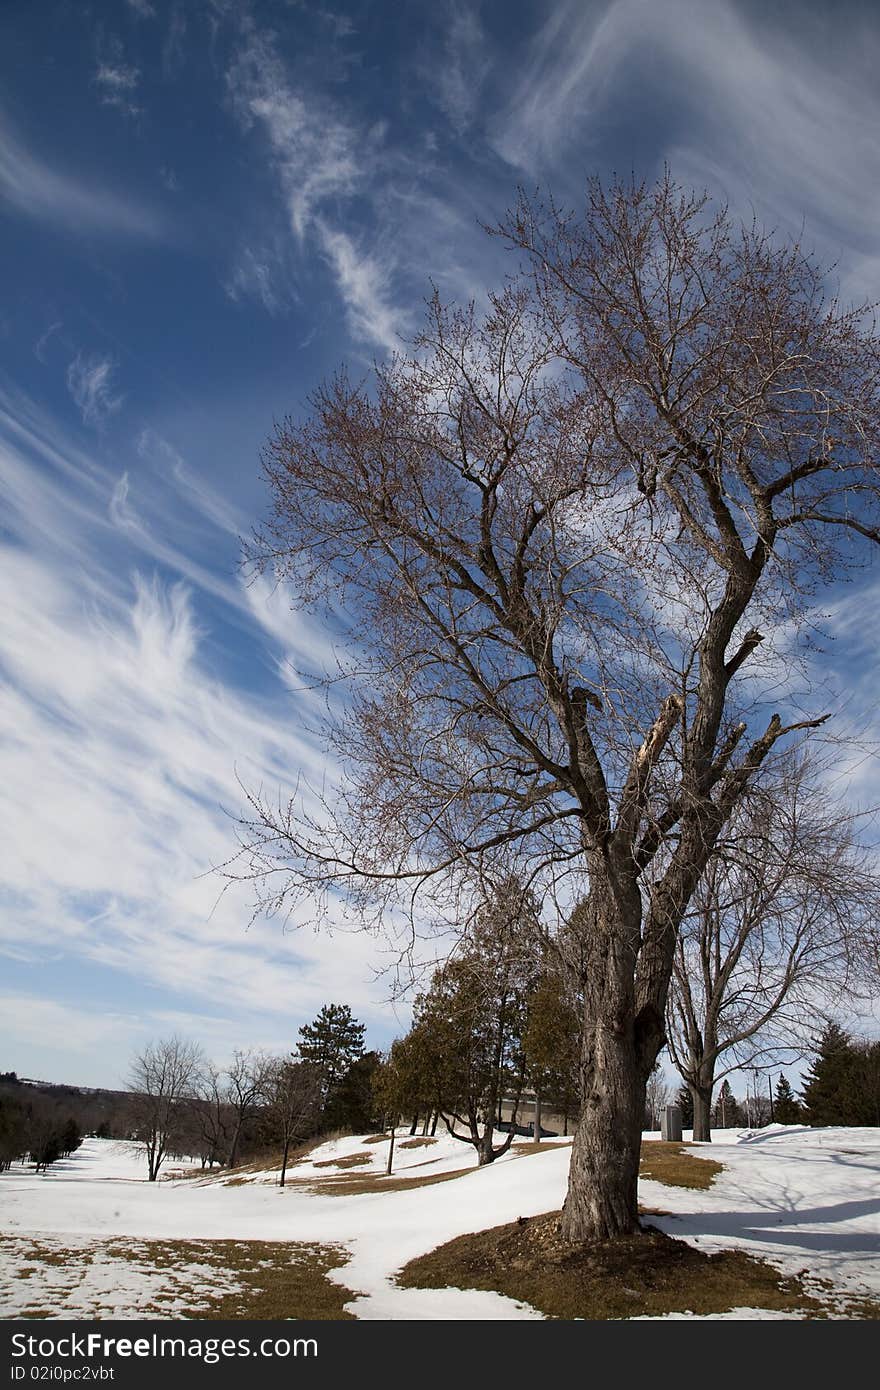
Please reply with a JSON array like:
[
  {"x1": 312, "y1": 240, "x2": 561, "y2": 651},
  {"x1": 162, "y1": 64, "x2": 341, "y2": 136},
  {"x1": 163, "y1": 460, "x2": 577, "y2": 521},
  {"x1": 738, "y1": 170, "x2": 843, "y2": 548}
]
[{"x1": 1, "y1": 0, "x2": 880, "y2": 1090}]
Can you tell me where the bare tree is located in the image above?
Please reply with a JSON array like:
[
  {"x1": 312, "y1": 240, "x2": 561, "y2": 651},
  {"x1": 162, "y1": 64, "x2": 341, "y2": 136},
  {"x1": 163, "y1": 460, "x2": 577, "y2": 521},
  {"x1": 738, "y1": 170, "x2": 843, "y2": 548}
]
[
  {"x1": 260, "y1": 1058, "x2": 323, "y2": 1186},
  {"x1": 128, "y1": 1035, "x2": 204, "y2": 1181},
  {"x1": 231, "y1": 173, "x2": 880, "y2": 1242},
  {"x1": 223, "y1": 1049, "x2": 270, "y2": 1169},
  {"x1": 667, "y1": 750, "x2": 880, "y2": 1140},
  {"x1": 192, "y1": 1062, "x2": 233, "y2": 1169},
  {"x1": 644, "y1": 1063, "x2": 671, "y2": 1131}
]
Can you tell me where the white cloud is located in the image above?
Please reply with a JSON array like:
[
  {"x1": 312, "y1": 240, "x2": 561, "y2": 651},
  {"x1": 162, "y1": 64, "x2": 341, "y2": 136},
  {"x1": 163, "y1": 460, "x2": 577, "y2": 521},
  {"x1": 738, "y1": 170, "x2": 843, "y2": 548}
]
[
  {"x1": 0, "y1": 115, "x2": 162, "y2": 238},
  {"x1": 429, "y1": 3, "x2": 492, "y2": 136},
  {"x1": 225, "y1": 24, "x2": 408, "y2": 351},
  {"x1": 489, "y1": 0, "x2": 623, "y2": 172},
  {"x1": 0, "y1": 389, "x2": 404, "y2": 1080},
  {"x1": 224, "y1": 243, "x2": 290, "y2": 317},
  {"x1": 34, "y1": 320, "x2": 62, "y2": 364},
  {"x1": 227, "y1": 27, "x2": 361, "y2": 238},
  {"x1": 315, "y1": 220, "x2": 404, "y2": 355},
  {"x1": 66, "y1": 353, "x2": 124, "y2": 429},
  {"x1": 95, "y1": 62, "x2": 140, "y2": 93},
  {"x1": 0, "y1": 995, "x2": 138, "y2": 1059},
  {"x1": 490, "y1": 0, "x2": 880, "y2": 294}
]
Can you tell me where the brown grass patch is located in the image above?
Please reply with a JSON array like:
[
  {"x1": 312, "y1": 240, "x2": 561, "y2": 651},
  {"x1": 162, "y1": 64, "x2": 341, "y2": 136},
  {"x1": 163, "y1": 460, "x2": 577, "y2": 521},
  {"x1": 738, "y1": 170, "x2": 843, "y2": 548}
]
[
  {"x1": 512, "y1": 1139, "x2": 572, "y2": 1156},
  {"x1": 312, "y1": 1151, "x2": 372, "y2": 1170},
  {"x1": 115, "y1": 1238, "x2": 356, "y2": 1320},
  {"x1": 396, "y1": 1212, "x2": 834, "y2": 1320},
  {"x1": 304, "y1": 1165, "x2": 475, "y2": 1197},
  {"x1": 363, "y1": 1134, "x2": 389, "y2": 1145},
  {"x1": 398, "y1": 1137, "x2": 438, "y2": 1150},
  {"x1": 1, "y1": 1235, "x2": 356, "y2": 1321},
  {"x1": 639, "y1": 1142, "x2": 723, "y2": 1190}
]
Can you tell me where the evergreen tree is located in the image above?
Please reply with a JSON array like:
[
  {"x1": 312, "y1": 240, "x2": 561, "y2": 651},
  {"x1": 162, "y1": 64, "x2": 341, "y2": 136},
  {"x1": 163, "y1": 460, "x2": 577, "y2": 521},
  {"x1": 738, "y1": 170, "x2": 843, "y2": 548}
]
[
  {"x1": 773, "y1": 1074, "x2": 803, "y2": 1126},
  {"x1": 522, "y1": 972, "x2": 580, "y2": 1134},
  {"x1": 675, "y1": 1084, "x2": 693, "y2": 1129},
  {"x1": 800, "y1": 1024, "x2": 857, "y2": 1126},
  {"x1": 713, "y1": 1080, "x2": 735, "y2": 1129},
  {"x1": 59, "y1": 1117, "x2": 82, "y2": 1156},
  {"x1": 296, "y1": 1004, "x2": 366, "y2": 1115},
  {"x1": 323, "y1": 1052, "x2": 382, "y2": 1133}
]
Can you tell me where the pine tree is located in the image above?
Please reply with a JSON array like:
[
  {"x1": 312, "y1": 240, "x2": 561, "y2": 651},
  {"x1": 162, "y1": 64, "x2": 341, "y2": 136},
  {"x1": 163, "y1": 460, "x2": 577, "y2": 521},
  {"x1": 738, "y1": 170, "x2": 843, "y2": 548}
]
[
  {"x1": 676, "y1": 1084, "x2": 694, "y2": 1129},
  {"x1": 800, "y1": 1024, "x2": 857, "y2": 1126},
  {"x1": 713, "y1": 1080, "x2": 735, "y2": 1129},
  {"x1": 295, "y1": 1004, "x2": 366, "y2": 1113},
  {"x1": 323, "y1": 1052, "x2": 381, "y2": 1133},
  {"x1": 773, "y1": 1074, "x2": 803, "y2": 1126}
]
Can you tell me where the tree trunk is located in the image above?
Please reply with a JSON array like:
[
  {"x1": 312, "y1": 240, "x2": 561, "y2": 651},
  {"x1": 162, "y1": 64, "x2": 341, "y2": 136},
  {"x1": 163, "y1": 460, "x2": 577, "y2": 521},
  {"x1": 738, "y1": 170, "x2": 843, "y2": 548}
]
[
  {"x1": 280, "y1": 1136, "x2": 290, "y2": 1187},
  {"x1": 386, "y1": 1124, "x2": 396, "y2": 1176},
  {"x1": 560, "y1": 866, "x2": 661, "y2": 1243},
  {"x1": 691, "y1": 1081, "x2": 713, "y2": 1142},
  {"x1": 561, "y1": 1028, "x2": 646, "y2": 1241},
  {"x1": 409, "y1": 1114, "x2": 418, "y2": 1136},
  {"x1": 227, "y1": 1123, "x2": 241, "y2": 1169}
]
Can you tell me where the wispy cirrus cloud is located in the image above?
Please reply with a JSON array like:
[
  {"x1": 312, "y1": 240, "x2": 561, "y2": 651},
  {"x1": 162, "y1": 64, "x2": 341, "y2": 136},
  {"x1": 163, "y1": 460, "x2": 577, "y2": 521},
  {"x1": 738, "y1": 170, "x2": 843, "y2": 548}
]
[
  {"x1": 0, "y1": 388, "x2": 395, "y2": 1082},
  {"x1": 66, "y1": 353, "x2": 124, "y2": 429},
  {"x1": 0, "y1": 113, "x2": 163, "y2": 238},
  {"x1": 224, "y1": 23, "x2": 408, "y2": 354},
  {"x1": 224, "y1": 242, "x2": 292, "y2": 316},
  {"x1": 490, "y1": 0, "x2": 880, "y2": 296},
  {"x1": 95, "y1": 59, "x2": 141, "y2": 117},
  {"x1": 313, "y1": 220, "x2": 402, "y2": 356},
  {"x1": 427, "y1": 3, "x2": 493, "y2": 136}
]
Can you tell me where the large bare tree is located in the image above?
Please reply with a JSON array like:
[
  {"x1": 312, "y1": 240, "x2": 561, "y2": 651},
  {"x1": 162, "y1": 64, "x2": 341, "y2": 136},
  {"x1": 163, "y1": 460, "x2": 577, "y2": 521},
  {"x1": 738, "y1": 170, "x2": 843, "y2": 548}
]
[
  {"x1": 667, "y1": 749, "x2": 880, "y2": 1140},
  {"x1": 232, "y1": 174, "x2": 880, "y2": 1242}
]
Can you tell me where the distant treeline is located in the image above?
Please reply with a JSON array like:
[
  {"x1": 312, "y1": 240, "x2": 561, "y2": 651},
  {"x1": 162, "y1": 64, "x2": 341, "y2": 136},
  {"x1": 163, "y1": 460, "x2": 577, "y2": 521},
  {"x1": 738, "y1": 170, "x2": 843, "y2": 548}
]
[{"x1": 0, "y1": 1073, "x2": 128, "y2": 1171}]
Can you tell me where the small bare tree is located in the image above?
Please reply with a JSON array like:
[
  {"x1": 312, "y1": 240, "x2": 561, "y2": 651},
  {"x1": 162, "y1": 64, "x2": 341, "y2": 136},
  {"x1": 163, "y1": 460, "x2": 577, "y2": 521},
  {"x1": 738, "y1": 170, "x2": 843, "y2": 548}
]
[
  {"x1": 667, "y1": 750, "x2": 880, "y2": 1140},
  {"x1": 192, "y1": 1063, "x2": 233, "y2": 1168},
  {"x1": 260, "y1": 1058, "x2": 323, "y2": 1185},
  {"x1": 231, "y1": 173, "x2": 880, "y2": 1242},
  {"x1": 644, "y1": 1063, "x2": 671, "y2": 1131},
  {"x1": 128, "y1": 1035, "x2": 204, "y2": 1181},
  {"x1": 223, "y1": 1049, "x2": 271, "y2": 1169}
]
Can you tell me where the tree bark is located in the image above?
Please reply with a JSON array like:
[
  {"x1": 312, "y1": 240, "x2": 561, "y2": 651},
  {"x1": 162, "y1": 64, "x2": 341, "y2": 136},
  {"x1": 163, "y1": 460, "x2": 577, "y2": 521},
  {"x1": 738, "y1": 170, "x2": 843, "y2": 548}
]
[
  {"x1": 560, "y1": 864, "x2": 657, "y2": 1242},
  {"x1": 691, "y1": 1080, "x2": 714, "y2": 1142},
  {"x1": 386, "y1": 1123, "x2": 396, "y2": 1176},
  {"x1": 280, "y1": 1136, "x2": 290, "y2": 1187},
  {"x1": 561, "y1": 1025, "x2": 645, "y2": 1241}
]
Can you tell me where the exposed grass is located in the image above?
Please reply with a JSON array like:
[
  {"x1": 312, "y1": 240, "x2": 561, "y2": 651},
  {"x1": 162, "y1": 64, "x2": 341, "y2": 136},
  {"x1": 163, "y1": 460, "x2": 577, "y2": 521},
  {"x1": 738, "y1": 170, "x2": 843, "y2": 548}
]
[
  {"x1": 512, "y1": 1139, "x2": 572, "y2": 1156},
  {"x1": 363, "y1": 1134, "x2": 389, "y2": 1145},
  {"x1": 1, "y1": 1235, "x2": 356, "y2": 1321},
  {"x1": 172, "y1": 1139, "x2": 323, "y2": 1185},
  {"x1": 304, "y1": 1166, "x2": 475, "y2": 1197},
  {"x1": 639, "y1": 1142, "x2": 723, "y2": 1190},
  {"x1": 398, "y1": 1137, "x2": 438, "y2": 1150},
  {"x1": 312, "y1": 1151, "x2": 372, "y2": 1170},
  {"x1": 117, "y1": 1238, "x2": 356, "y2": 1320},
  {"x1": 396, "y1": 1212, "x2": 835, "y2": 1320}
]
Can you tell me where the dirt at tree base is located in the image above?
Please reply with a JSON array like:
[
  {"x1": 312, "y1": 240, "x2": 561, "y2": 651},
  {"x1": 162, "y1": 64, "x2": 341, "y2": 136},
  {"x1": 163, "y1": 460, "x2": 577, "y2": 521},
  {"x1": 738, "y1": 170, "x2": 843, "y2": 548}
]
[{"x1": 396, "y1": 1211, "x2": 854, "y2": 1320}]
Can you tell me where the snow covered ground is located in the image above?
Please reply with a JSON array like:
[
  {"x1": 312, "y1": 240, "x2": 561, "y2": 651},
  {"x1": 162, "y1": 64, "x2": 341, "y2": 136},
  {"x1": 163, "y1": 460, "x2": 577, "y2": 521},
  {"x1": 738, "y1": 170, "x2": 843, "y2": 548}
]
[{"x1": 1, "y1": 1127, "x2": 878, "y2": 1319}]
